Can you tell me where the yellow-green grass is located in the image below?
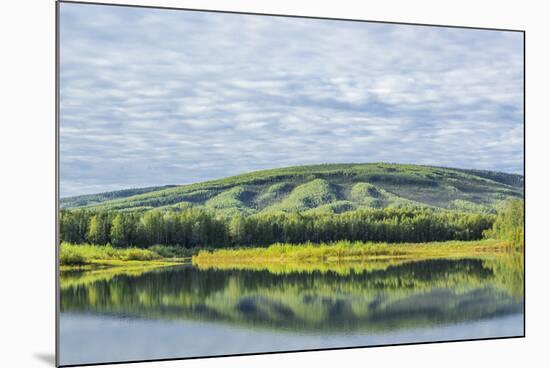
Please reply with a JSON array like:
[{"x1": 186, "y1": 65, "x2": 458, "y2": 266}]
[
  {"x1": 193, "y1": 239, "x2": 511, "y2": 273},
  {"x1": 60, "y1": 242, "x2": 183, "y2": 270}
]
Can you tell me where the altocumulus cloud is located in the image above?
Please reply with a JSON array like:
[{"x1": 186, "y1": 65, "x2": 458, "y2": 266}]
[{"x1": 59, "y1": 3, "x2": 524, "y2": 197}]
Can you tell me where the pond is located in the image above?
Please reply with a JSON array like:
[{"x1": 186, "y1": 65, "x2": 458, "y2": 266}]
[{"x1": 59, "y1": 255, "x2": 524, "y2": 366}]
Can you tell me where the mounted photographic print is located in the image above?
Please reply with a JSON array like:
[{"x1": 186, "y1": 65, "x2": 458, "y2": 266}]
[{"x1": 56, "y1": 1, "x2": 525, "y2": 366}]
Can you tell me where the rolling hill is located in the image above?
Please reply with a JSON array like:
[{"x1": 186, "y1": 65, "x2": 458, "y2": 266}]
[
  {"x1": 60, "y1": 185, "x2": 177, "y2": 209},
  {"x1": 60, "y1": 163, "x2": 524, "y2": 215}
]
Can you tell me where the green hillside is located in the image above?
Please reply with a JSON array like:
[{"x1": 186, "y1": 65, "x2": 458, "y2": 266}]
[
  {"x1": 61, "y1": 185, "x2": 177, "y2": 209},
  {"x1": 61, "y1": 163, "x2": 523, "y2": 214}
]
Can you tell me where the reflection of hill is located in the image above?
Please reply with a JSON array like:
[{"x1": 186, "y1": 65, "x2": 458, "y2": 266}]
[{"x1": 60, "y1": 256, "x2": 523, "y2": 334}]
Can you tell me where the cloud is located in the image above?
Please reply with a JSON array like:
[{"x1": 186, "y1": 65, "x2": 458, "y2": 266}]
[{"x1": 59, "y1": 3, "x2": 524, "y2": 197}]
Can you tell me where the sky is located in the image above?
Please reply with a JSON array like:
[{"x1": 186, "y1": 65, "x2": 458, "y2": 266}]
[{"x1": 59, "y1": 3, "x2": 524, "y2": 198}]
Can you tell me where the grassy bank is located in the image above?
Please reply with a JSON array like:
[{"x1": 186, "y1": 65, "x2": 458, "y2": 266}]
[
  {"x1": 192, "y1": 239, "x2": 510, "y2": 271},
  {"x1": 60, "y1": 242, "x2": 183, "y2": 270}
]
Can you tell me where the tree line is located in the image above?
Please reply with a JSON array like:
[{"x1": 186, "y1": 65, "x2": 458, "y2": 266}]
[
  {"x1": 60, "y1": 206, "x2": 496, "y2": 249},
  {"x1": 483, "y1": 199, "x2": 524, "y2": 248}
]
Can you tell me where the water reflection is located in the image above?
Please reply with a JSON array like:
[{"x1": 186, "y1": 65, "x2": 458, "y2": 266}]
[{"x1": 60, "y1": 255, "x2": 523, "y2": 334}]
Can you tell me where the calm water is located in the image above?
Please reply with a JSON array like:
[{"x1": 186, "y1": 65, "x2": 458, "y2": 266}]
[{"x1": 59, "y1": 256, "x2": 524, "y2": 366}]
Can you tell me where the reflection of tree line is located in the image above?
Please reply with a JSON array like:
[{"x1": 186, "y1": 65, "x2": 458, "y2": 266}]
[
  {"x1": 483, "y1": 252, "x2": 524, "y2": 298},
  {"x1": 60, "y1": 256, "x2": 523, "y2": 333}
]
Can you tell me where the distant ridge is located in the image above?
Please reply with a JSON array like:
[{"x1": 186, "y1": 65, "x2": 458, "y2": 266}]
[
  {"x1": 61, "y1": 185, "x2": 177, "y2": 209},
  {"x1": 61, "y1": 163, "x2": 523, "y2": 214}
]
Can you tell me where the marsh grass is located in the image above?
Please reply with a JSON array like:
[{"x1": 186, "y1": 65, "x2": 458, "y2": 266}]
[
  {"x1": 60, "y1": 242, "x2": 183, "y2": 269},
  {"x1": 193, "y1": 239, "x2": 508, "y2": 271}
]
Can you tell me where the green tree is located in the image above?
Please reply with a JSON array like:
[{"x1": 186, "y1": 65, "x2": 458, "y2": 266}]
[
  {"x1": 87, "y1": 212, "x2": 112, "y2": 244},
  {"x1": 484, "y1": 199, "x2": 524, "y2": 248},
  {"x1": 110, "y1": 213, "x2": 137, "y2": 248}
]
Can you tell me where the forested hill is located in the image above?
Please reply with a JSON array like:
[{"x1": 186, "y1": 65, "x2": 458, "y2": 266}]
[
  {"x1": 60, "y1": 163, "x2": 523, "y2": 214},
  {"x1": 61, "y1": 185, "x2": 177, "y2": 209}
]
